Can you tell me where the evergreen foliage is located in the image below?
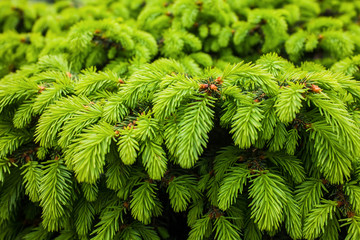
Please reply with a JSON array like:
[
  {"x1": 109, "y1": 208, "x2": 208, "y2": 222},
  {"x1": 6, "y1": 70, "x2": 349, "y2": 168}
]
[{"x1": 1, "y1": 0, "x2": 360, "y2": 239}]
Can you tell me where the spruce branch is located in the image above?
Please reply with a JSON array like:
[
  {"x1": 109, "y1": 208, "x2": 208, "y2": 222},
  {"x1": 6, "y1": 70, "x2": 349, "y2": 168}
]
[
  {"x1": 230, "y1": 104, "x2": 263, "y2": 149},
  {"x1": 213, "y1": 216, "x2": 241, "y2": 240},
  {"x1": 67, "y1": 121, "x2": 115, "y2": 183},
  {"x1": 21, "y1": 160, "x2": 43, "y2": 202},
  {"x1": 218, "y1": 165, "x2": 250, "y2": 210},
  {"x1": 167, "y1": 175, "x2": 198, "y2": 212},
  {"x1": 117, "y1": 126, "x2": 139, "y2": 166},
  {"x1": 75, "y1": 198, "x2": 95, "y2": 238},
  {"x1": 130, "y1": 181, "x2": 162, "y2": 224},
  {"x1": 275, "y1": 82, "x2": 306, "y2": 123},
  {"x1": 91, "y1": 206, "x2": 124, "y2": 240},
  {"x1": 303, "y1": 199, "x2": 338, "y2": 240},
  {"x1": 176, "y1": 96, "x2": 215, "y2": 168},
  {"x1": 188, "y1": 215, "x2": 212, "y2": 240},
  {"x1": 248, "y1": 172, "x2": 287, "y2": 231},
  {"x1": 39, "y1": 160, "x2": 72, "y2": 232}
]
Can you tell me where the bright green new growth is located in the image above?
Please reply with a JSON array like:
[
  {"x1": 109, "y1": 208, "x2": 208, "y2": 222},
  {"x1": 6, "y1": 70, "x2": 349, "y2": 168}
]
[{"x1": 1, "y1": 0, "x2": 360, "y2": 239}]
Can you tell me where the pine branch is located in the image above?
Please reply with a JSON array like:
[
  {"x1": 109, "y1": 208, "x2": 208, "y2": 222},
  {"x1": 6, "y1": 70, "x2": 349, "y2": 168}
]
[
  {"x1": 39, "y1": 160, "x2": 72, "y2": 231},
  {"x1": 21, "y1": 160, "x2": 43, "y2": 202},
  {"x1": 81, "y1": 182, "x2": 99, "y2": 202},
  {"x1": 0, "y1": 158, "x2": 11, "y2": 182},
  {"x1": 13, "y1": 100, "x2": 34, "y2": 128},
  {"x1": 248, "y1": 172, "x2": 287, "y2": 231},
  {"x1": 164, "y1": 116, "x2": 179, "y2": 156},
  {"x1": 102, "y1": 93, "x2": 129, "y2": 124},
  {"x1": 33, "y1": 71, "x2": 74, "y2": 114},
  {"x1": 341, "y1": 216, "x2": 360, "y2": 240},
  {"x1": 344, "y1": 182, "x2": 360, "y2": 215},
  {"x1": 167, "y1": 175, "x2": 197, "y2": 212},
  {"x1": 213, "y1": 216, "x2": 241, "y2": 240},
  {"x1": 268, "y1": 122, "x2": 288, "y2": 152},
  {"x1": 68, "y1": 121, "x2": 115, "y2": 183},
  {"x1": 309, "y1": 121, "x2": 352, "y2": 184},
  {"x1": 141, "y1": 140, "x2": 167, "y2": 180},
  {"x1": 266, "y1": 152, "x2": 305, "y2": 184},
  {"x1": 117, "y1": 127, "x2": 139, "y2": 166},
  {"x1": 320, "y1": 215, "x2": 339, "y2": 240},
  {"x1": 58, "y1": 103, "x2": 103, "y2": 148},
  {"x1": 105, "y1": 156, "x2": 130, "y2": 191},
  {"x1": 222, "y1": 62, "x2": 278, "y2": 95},
  {"x1": 37, "y1": 54, "x2": 70, "y2": 73},
  {"x1": 295, "y1": 178, "x2": 326, "y2": 217},
  {"x1": 176, "y1": 96, "x2": 215, "y2": 168},
  {"x1": 0, "y1": 130, "x2": 32, "y2": 158},
  {"x1": 35, "y1": 96, "x2": 90, "y2": 148},
  {"x1": 23, "y1": 225, "x2": 52, "y2": 240},
  {"x1": 130, "y1": 181, "x2": 162, "y2": 224},
  {"x1": 0, "y1": 168, "x2": 23, "y2": 221},
  {"x1": 126, "y1": 222, "x2": 160, "y2": 240},
  {"x1": 283, "y1": 188, "x2": 302, "y2": 239},
  {"x1": 308, "y1": 93, "x2": 360, "y2": 154},
  {"x1": 75, "y1": 69, "x2": 120, "y2": 96},
  {"x1": 153, "y1": 75, "x2": 199, "y2": 119},
  {"x1": 75, "y1": 197, "x2": 95, "y2": 237},
  {"x1": 244, "y1": 217, "x2": 262, "y2": 240},
  {"x1": 303, "y1": 199, "x2": 338, "y2": 240},
  {"x1": 188, "y1": 215, "x2": 212, "y2": 240},
  {"x1": 275, "y1": 82, "x2": 306, "y2": 123},
  {"x1": 91, "y1": 206, "x2": 124, "y2": 240},
  {"x1": 285, "y1": 128, "x2": 300, "y2": 155},
  {"x1": 187, "y1": 200, "x2": 204, "y2": 226},
  {"x1": 0, "y1": 76, "x2": 38, "y2": 111},
  {"x1": 213, "y1": 146, "x2": 243, "y2": 182},
  {"x1": 230, "y1": 104, "x2": 263, "y2": 149},
  {"x1": 218, "y1": 165, "x2": 250, "y2": 210}
]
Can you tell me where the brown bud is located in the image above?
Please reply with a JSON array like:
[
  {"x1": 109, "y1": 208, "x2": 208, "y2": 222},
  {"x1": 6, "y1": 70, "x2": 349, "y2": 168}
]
[
  {"x1": 254, "y1": 99, "x2": 260, "y2": 103},
  {"x1": 311, "y1": 84, "x2": 322, "y2": 93},
  {"x1": 318, "y1": 34, "x2": 324, "y2": 40},
  {"x1": 210, "y1": 84, "x2": 218, "y2": 91},
  {"x1": 215, "y1": 76, "x2": 223, "y2": 84},
  {"x1": 66, "y1": 72, "x2": 72, "y2": 78},
  {"x1": 238, "y1": 156, "x2": 244, "y2": 162},
  {"x1": 123, "y1": 201, "x2": 130, "y2": 209},
  {"x1": 199, "y1": 83, "x2": 209, "y2": 89},
  {"x1": 38, "y1": 86, "x2": 46, "y2": 93},
  {"x1": 114, "y1": 130, "x2": 120, "y2": 135},
  {"x1": 94, "y1": 29, "x2": 101, "y2": 34},
  {"x1": 118, "y1": 78, "x2": 124, "y2": 84},
  {"x1": 347, "y1": 211, "x2": 356, "y2": 218},
  {"x1": 169, "y1": 175, "x2": 175, "y2": 182}
]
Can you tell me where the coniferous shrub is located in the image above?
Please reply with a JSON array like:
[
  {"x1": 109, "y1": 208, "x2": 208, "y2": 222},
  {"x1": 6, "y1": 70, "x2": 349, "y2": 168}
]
[{"x1": 1, "y1": 0, "x2": 360, "y2": 239}]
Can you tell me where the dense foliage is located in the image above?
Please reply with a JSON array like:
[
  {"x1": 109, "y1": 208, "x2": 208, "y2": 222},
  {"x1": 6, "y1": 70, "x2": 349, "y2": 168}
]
[{"x1": 1, "y1": 0, "x2": 360, "y2": 239}]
